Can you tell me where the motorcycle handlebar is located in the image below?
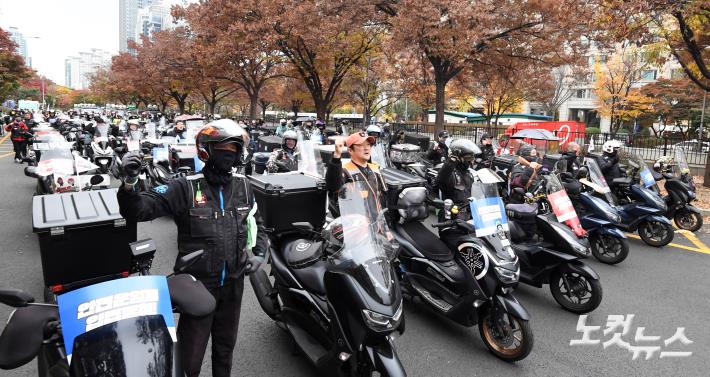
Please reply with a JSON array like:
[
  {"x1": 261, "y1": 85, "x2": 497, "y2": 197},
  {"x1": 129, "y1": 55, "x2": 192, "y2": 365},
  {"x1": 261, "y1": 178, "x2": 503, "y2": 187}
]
[{"x1": 431, "y1": 220, "x2": 454, "y2": 228}]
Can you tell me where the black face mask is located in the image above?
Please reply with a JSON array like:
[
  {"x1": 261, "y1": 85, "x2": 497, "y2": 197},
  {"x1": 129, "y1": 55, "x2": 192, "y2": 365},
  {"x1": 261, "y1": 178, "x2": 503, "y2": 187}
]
[
  {"x1": 210, "y1": 149, "x2": 238, "y2": 175},
  {"x1": 525, "y1": 156, "x2": 539, "y2": 163}
]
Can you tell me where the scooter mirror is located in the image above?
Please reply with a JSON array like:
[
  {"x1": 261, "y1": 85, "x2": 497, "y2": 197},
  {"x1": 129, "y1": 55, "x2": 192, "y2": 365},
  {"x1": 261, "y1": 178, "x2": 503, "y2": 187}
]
[
  {"x1": 24, "y1": 166, "x2": 39, "y2": 178},
  {"x1": 174, "y1": 250, "x2": 204, "y2": 274},
  {"x1": 0, "y1": 289, "x2": 35, "y2": 308}
]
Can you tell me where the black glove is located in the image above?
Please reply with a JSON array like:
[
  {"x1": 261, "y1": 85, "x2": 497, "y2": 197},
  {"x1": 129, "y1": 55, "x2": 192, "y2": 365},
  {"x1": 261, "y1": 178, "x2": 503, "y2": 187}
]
[
  {"x1": 246, "y1": 256, "x2": 264, "y2": 274},
  {"x1": 122, "y1": 152, "x2": 142, "y2": 179}
]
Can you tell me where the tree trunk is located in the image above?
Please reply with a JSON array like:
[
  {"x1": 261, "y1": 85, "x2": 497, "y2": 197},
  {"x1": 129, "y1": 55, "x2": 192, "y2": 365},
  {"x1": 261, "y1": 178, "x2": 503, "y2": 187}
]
[
  {"x1": 291, "y1": 103, "x2": 300, "y2": 118},
  {"x1": 249, "y1": 95, "x2": 259, "y2": 120},
  {"x1": 208, "y1": 101, "x2": 217, "y2": 115},
  {"x1": 434, "y1": 79, "x2": 446, "y2": 131},
  {"x1": 315, "y1": 100, "x2": 327, "y2": 121}
]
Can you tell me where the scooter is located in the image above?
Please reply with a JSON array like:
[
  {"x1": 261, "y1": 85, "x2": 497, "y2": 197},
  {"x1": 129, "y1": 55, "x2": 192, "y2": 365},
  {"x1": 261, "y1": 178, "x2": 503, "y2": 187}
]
[
  {"x1": 0, "y1": 241, "x2": 215, "y2": 377},
  {"x1": 506, "y1": 187, "x2": 603, "y2": 314},
  {"x1": 249, "y1": 181, "x2": 407, "y2": 377},
  {"x1": 653, "y1": 147, "x2": 703, "y2": 231},
  {"x1": 391, "y1": 168, "x2": 533, "y2": 362},
  {"x1": 598, "y1": 152, "x2": 675, "y2": 247},
  {"x1": 90, "y1": 136, "x2": 115, "y2": 174}
]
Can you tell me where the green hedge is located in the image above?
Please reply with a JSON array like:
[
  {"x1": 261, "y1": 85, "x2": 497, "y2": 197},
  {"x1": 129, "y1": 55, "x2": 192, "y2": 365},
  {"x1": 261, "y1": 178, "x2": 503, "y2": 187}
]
[{"x1": 586, "y1": 127, "x2": 601, "y2": 135}]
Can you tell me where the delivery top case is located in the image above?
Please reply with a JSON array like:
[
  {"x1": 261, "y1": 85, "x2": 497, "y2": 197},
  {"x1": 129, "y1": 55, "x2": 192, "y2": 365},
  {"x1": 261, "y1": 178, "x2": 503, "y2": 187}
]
[
  {"x1": 249, "y1": 172, "x2": 327, "y2": 232},
  {"x1": 33, "y1": 189, "x2": 126, "y2": 232}
]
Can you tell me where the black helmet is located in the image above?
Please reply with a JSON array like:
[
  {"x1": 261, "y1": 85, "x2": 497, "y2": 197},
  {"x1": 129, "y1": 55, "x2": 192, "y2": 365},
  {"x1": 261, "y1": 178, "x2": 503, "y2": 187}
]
[
  {"x1": 196, "y1": 119, "x2": 248, "y2": 163},
  {"x1": 93, "y1": 115, "x2": 104, "y2": 123},
  {"x1": 449, "y1": 139, "x2": 481, "y2": 158}
]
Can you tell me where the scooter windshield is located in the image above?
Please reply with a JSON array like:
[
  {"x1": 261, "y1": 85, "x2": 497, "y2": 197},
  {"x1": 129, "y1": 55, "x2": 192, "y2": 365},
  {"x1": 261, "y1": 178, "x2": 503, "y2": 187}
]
[
  {"x1": 297, "y1": 132, "x2": 322, "y2": 177},
  {"x1": 622, "y1": 151, "x2": 656, "y2": 189},
  {"x1": 329, "y1": 181, "x2": 397, "y2": 305},
  {"x1": 583, "y1": 158, "x2": 614, "y2": 199},
  {"x1": 370, "y1": 144, "x2": 390, "y2": 168},
  {"x1": 673, "y1": 147, "x2": 691, "y2": 177},
  {"x1": 468, "y1": 181, "x2": 508, "y2": 237},
  {"x1": 37, "y1": 147, "x2": 75, "y2": 177},
  {"x1": 96, "y1": 124, "x2": 110, "y2": 138},
  {"x1": 70, "y1": 315, "x2": 174, "y2": 377},
  {"x1": 545, "y1": 174, "x2": 585, "y2": 237}
]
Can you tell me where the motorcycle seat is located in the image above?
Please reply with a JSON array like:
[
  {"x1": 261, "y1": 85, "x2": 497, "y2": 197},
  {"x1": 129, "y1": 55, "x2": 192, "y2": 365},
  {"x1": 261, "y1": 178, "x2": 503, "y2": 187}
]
[
  {"x1": 511, "y1": 243, "x2": 543, "y2": 255},
  {"x1": 612, "y1": 177, "x2": 633, "y2": 186},
  {"x1": 290, "y1": 260, "x2": 327, "y2": 295},
  {"x1": 398, "y1": 221, "x2": 453, "y2": 262}
]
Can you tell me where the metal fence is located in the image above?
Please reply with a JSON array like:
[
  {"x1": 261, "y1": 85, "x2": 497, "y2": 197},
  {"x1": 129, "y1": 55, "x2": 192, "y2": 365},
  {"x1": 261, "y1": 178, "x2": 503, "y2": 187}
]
[{"x1": 383, "y1": 122, "x2": 708, "y2": 166}]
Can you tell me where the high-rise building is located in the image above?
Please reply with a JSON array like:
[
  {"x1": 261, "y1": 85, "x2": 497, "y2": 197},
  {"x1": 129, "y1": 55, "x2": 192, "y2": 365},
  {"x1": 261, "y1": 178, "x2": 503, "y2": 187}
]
[
  {"x1": 135, "y1": 2, "x2": 171, "y2": 42},
  {"x1": 119, "y1": 0, "x2": 155, "y2": 52},
  {"x1": 7, "y1": 26, "x2": 31, "y2": 67},
  {"x1": 64, "y1": 49, "x2": 112, "y2": 89}
]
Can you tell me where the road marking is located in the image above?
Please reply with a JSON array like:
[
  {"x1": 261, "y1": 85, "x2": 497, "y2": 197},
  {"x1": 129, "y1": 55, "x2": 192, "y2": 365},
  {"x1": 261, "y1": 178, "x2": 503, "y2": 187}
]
[
  {"x1": 0, "y1": 132, "x2": 10, "y2": 144},
  {"x1": 0, "y1": 152, "x2": 15, "y2": 159},
  {"x1": 626, "y1": 233, "x2": 710, "y2": 255},
  {"x1": 675, "y1": 229, "x2": 710, "y2": 253}
]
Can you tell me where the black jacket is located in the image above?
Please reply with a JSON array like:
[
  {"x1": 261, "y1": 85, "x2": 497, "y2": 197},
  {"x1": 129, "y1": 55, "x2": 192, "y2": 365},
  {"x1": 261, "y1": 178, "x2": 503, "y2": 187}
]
[
  {"x1": 478, "y1": 144, "x2": 495, "y2": 165},
  {"x1": 117, "y1": 173, "x2": 268, "y2": 288},
  {"x1": 325, "y1": 158, "x2": 387, "y2": 218},
  {"x1": 427, "y1": 141, "x2": 449, "y2": 163},
  {"x1": 598, "y1": 153, "x2": 622, "y2": 183},
  {"x1": 436, "y1": 159, "x2": 474, "y2": 207}
]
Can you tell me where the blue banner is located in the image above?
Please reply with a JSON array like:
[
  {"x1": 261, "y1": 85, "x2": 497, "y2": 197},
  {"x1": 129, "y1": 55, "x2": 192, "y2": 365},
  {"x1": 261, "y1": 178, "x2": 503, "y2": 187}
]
[
  {"x1": 57, "y1": 276, "x2": 176, "y2": 363},
  {"x1": 640, "y1": 167, "x2": 656, "y2": 188},
  {"x1": 193, "y1": 155, "x2": 205, "y2": 172},
  {"x1": 152, "y1": 146, "x2": 169, "y2": 162},
  {"x1": 468, "y1": 197, "x2": 509, "y2": 237}
]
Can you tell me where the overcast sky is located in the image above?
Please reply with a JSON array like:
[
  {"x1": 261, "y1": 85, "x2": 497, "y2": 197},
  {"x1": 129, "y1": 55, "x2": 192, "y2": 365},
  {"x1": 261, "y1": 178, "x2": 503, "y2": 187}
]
[{"x1": 0, "y1": 0, "x2": 187, "y2": 86}]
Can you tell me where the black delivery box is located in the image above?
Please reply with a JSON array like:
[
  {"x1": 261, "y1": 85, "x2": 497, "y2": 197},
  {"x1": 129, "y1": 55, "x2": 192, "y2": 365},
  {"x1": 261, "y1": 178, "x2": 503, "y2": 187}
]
[
  {"x1": 404, "y1": 133, "x2": 431, "y2": 151},
  {"x1": 492, "y1": 155, "x2": 517, "y2": 180},
  {"x1": 32, "y1": 189, "x2": 137, "y2": 291},
  {"x1": 382, "y1": 168, "x2": 426, "y2": 207},
  {"x1": 249, "y1": 172, "x2": 327, "y2": 232},
  {"x1": 257, "y1": 135, "x2": 283, "y2": 153}
]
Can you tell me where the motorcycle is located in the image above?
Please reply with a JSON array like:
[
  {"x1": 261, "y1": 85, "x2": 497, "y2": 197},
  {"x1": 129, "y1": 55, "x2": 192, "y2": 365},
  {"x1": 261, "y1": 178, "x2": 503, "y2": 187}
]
[
  {"x1": 603, "y1": 151, "x2": 675, "y2": 247},
  {"x1": 653, "y1": 147, "x2": 703, "y2": 232},
  {"x1": 392, "y1": 168, "x2": 534, "y2": 362},
  {"x1": 249, "y1": 180, "x2": 407, "y2": 376},
  {"x1": 0, "y1": 241, "x2": 216, "y2": 377},
  {"x1": 562, "y1": 160, "x2": 630, "y2": 264},
  {"x1": 89, "y1": 125, "x2": 116, "y2": 174},
  {"x1": 24, "y1": 145, "x2": 109, "y2": 195}
]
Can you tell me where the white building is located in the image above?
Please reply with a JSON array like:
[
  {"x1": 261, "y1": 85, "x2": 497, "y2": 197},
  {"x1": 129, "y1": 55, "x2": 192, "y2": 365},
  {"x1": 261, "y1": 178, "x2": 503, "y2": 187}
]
[
  {"x1": 7, "y1": 26, "x2": 31, "y2": 67},
  {"x1": 64, "y1": 49, "x2": 112, "y2": 89},
  {"x1": 119, "y1": 0, "x2": 155, "y2": 52},
  {"x1": 119, "y1": 0, "x2": 176, "y2": 53},
  {"x1": 135, "y1": 2, "x2": 173, "y2": 42}
]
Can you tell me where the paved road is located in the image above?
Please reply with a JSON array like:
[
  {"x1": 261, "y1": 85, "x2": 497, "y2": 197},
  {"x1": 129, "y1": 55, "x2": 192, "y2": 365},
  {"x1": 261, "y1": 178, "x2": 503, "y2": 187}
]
[{"x1": 1, "y1": 136, "x2": 709, "y2": 376}]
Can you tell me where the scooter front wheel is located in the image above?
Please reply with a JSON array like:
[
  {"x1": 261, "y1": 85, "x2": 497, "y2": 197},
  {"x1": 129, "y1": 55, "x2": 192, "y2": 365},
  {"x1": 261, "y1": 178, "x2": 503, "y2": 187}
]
[
  {"x1": 478, "y1": 308, "x2": 533, "y2": 362},
  {"x1": 590, "y1": 234, "x2": 629, "y2": 265},
  {"x1": 638, "y1": 220, "x2": 674, "y2": 247},
  {"x1": 549, "y1": 270, "x2": 602, "y2": 314},
  {"x1": 674, "y1": 210, "x2": 703, "y2": 232}
]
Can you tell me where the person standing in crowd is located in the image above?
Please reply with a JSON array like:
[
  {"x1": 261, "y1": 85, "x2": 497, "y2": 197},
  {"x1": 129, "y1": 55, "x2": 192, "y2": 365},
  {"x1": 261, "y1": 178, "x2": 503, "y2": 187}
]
[
  {"x1": 266, "y1": 130, "x2": 299, "y2": 173},
  {"x1": 477, "y1": 133, "x2": 496, "y2": 167},
  {"x1": 427, "y1": 130, "x2": 450, "y2": 163},
  {"x1": 5, "y1": 116, "x2": 32, "y2": 163},
  {"x1": 117, "y1": 119, "x2": 268, "y2": 377}
]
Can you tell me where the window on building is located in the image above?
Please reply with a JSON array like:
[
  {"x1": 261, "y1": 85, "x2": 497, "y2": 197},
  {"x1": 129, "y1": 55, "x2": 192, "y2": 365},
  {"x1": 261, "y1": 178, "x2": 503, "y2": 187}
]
[
  {"x1": 640, "y1": 70, "x2": 657, "y2": 81},
  {"x1": 670, "y1": 68, "x2": 685, "y2": 79}
]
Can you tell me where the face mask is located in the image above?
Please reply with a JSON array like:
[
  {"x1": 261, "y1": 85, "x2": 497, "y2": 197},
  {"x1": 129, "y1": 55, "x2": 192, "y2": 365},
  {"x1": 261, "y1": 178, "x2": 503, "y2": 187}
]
[
  {"x1": 526, "y1": 156, "x2": 538, "y2": 163},
  {"x1": 210, "y1": 149, "x2": 238, "y2": 174}
]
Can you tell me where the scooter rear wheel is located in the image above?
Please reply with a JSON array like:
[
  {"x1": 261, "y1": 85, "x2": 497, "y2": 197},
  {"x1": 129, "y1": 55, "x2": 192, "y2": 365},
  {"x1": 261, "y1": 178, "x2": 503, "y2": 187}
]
[
  {"x1": 549, "y1": 270, "x2": 602, "y2": 314},
  {"x1": 590, "y1": 234, "x2": 629, "y2": 265},
  {"x1": 638, "y1": 220, "x2": 674, "y2": 247},
  {"x1": 478, "y1": 309, "x2": 533, "y2": 362},
  {"x1": 674, "y1": 210, "x2": 703, "y2": 232}
]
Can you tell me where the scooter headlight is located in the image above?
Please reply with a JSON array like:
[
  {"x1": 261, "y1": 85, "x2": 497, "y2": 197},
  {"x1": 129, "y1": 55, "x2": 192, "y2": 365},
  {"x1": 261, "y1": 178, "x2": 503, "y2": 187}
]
[
  {"x1": 688, "y1": 191, "x2": 696, "y2": 200},
  {"x1": 494, "y1": 265, "x2": 520, "y2": 284},
  {"x1": 608, "y1": 212, "x2": 621, "y2": 224},
  {"x1": 362, "y1": 301, "x2": 403, "y2": 332}
]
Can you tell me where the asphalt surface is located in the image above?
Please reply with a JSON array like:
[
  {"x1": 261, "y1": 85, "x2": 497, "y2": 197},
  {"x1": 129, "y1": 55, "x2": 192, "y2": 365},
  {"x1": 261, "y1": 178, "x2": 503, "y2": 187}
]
[{"x1": 1, "y1": 136, "x2": 709, "y2": 376}]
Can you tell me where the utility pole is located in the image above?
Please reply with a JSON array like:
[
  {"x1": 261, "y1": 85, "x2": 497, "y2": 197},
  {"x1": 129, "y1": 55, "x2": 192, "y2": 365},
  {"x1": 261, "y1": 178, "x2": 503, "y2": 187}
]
[{"x1": 700, "y1": 89, "x2": 707, "y2": 142}]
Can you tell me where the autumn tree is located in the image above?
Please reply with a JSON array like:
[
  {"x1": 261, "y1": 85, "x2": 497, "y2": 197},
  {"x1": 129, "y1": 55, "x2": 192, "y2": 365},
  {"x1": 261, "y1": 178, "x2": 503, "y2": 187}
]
[
  {"x1": 527, "y1": 65, "x2": 587, "y2": 119},
  {"x1": 593, "y1": 44, "x2": 656, "y2": 133},
  {"x1": 0, "y1": 27, "x2": 31, "y2": 102},
  {"x1": 345, "y1": 50, "x2": 403, "y2": 126},
  {"x1": 175, "y1": 1, "x2": 284, "y2": 119},
  {"x1": 640, "y1": 77, "x2": 706, "y2": 137},
  {"x1": 594, "y1": 1, "x2": 710, "y2": 92},
  {"x1": 379, "y1": 0, "x2": 595, "y2": 130}
]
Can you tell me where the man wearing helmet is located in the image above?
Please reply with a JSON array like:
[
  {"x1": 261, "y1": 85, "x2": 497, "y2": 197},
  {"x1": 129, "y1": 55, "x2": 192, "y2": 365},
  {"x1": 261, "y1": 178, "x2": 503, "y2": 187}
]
[
  {"x1": 599, "y1": 139, "x2": 623, "y2": 183},
  {"x1": 436, "y1": 138, "x2": 481, "y2": 207},
  {"x1": 117, "y1": 119, "x2": 268, "y2": 377},
  {"x1": 275, "y1": 118, "x2": 287, "y2": 136},
  {"x1": 510, "y1": 144, "x2": 542, "y2": 190},
  {"x1": 366, "y1": 124, "x2": 382, "y2": 142},
  {"x1": 266, "y1": 130, "x2": 299, "y2": 173}
]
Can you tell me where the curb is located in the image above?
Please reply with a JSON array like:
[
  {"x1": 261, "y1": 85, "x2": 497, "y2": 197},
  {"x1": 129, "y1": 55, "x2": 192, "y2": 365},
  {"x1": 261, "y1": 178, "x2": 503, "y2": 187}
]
[{"x1": 700, "y1": 208, "x2": 710, "y2": 216}]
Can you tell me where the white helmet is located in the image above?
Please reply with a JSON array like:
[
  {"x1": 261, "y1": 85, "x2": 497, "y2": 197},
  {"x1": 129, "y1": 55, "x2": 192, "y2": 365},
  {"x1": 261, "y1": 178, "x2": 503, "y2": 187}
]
[
  {"x1": 366, "y1": 125, "x2": 382, "y2": 136},
  {"x1": 282, "y1": 130, "x2": 298, "y2": 150},
  {"x1": 602, "y1": 140, "x2": 623, "y2": 153},
  {"x1": 280, "y1": 118, "x2": 287, "y2": 124}
]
